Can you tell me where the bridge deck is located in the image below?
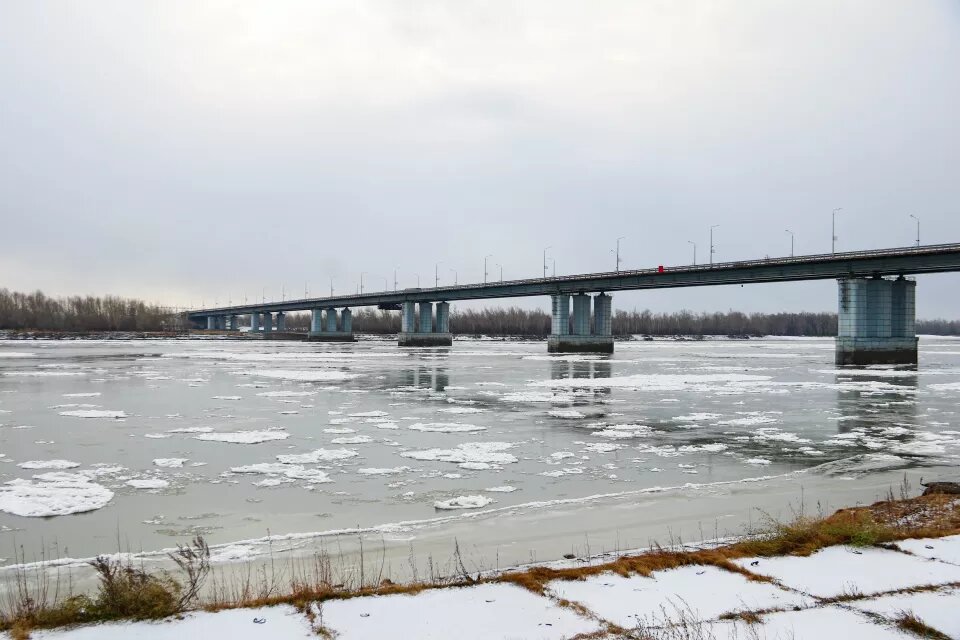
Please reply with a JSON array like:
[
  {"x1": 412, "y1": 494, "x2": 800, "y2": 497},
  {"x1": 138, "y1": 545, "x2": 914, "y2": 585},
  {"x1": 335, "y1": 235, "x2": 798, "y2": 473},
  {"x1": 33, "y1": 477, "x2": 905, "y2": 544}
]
[{"x1": 189, "y1": 243, "x2": 960, "y2": 318}]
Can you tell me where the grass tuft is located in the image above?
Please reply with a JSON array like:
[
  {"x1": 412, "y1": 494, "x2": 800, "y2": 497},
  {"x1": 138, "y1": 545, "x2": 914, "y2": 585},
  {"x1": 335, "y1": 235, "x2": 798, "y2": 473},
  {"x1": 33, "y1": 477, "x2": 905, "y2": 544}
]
[{"x1": 894, "y1": 610, "x2": 951, "y2": 639}]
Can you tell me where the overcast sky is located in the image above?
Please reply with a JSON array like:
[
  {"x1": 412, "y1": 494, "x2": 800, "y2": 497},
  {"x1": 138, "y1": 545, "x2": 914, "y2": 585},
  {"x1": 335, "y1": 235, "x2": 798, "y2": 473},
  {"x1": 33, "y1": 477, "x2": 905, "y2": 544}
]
[{"x1": 1, "y1": 1, "x2": 958, "y2": 317}]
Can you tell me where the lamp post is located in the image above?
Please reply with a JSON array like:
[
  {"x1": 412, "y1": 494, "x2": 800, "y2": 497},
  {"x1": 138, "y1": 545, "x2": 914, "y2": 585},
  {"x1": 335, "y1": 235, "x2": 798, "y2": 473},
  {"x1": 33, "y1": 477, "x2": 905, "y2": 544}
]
[
  {"x1": 909, "y1": 214, "x2": 920, "y2": 247},
  {"x1": 785, "y1": 229, "x2": 794, "y2": 257},
  {"x1": 450, "y1": 268, "x2": 457, "y2": 285},
  {"x1": 687, "y1": 240, "x2": 696, "y2": 265},
  {"x1": 497, "y1": 263, "x2": 503, "y2": 282},
  {"x1": 414, "y1": 273, "x2": 420, "y2": 288},
  {"x1": 484, "y1": 254, "x2": 493, "y2": 284},
  {"x1": 615, "y1": 236, "x2": 624, "y2": 272},
  {"x1": 360, "y1": 272, "x2": 367, "y2": 294},
  {"x1": 832, "y1": 208, "x2": 842, "y2": 254},
  {"x1": 543, "y1": 246, "x2": 552, "y2": 279},
  {"x1": 709, "y1": 225, "x2": 719, "y2": 265},
  {"x1": 394, "y1": 267, "x2": 399, "y2": 291},
  {"x1": 435, "y1": 262, "x2": 442, "y2": 287},
  {"x1": 329, "y1": 278, "x2": 333, "y2": 297}
]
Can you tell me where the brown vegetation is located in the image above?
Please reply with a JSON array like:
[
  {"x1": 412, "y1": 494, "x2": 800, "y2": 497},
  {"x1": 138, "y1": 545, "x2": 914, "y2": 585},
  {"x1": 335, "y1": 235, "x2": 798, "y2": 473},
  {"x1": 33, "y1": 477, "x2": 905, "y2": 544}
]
[
  {"x1": 0, "y1": 289, "x2": 181, "y2": 332},
  {"x1": 1, "y1": 493, "x2": 957, "y2": 637}
]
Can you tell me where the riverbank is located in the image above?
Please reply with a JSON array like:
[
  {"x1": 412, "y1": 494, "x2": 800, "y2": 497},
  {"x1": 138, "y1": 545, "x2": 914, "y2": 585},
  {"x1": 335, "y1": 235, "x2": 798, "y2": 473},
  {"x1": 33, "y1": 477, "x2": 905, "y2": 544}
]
[{"x1": 2, "y1": 491, "x2": 959, "y2": 639}]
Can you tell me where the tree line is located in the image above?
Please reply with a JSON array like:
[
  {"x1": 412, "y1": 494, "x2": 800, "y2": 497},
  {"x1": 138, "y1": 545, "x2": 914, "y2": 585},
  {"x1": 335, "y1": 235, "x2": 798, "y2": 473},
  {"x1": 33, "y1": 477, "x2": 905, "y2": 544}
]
[
  {"x1": 0, "y1": 289, "x2": 182, "y2": 332},
  {"x1": 1, "y1": 289, "x2": 958, "y2": 335}
]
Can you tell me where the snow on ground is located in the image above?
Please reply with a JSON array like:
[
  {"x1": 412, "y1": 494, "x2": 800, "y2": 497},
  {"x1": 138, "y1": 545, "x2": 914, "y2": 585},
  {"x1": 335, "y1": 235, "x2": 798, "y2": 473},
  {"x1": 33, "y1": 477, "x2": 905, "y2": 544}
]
[
  {"x1": 0, "y1": 476, "x2": 114, "y2": 516},
  {"x1": 547, "y1": 565, "x2": 809, "y2": 628},
  {"x1": 194, "y1": 429, "x2": 289, "y2": 444},
  {"x1": 718, "y1": 606, "x2": 912, "y2": 639},
  {"x1": 316, "y1": 583, "x2": 599, "y2": 640},
  {"x1": 894, "y1": 534, "x2": 960, "y2": 565},
  {"x1": 30, "y1": 605, "x2": 315, "y2": 640},
  {"x1": 849, "y1": 587, "x2": 960, "y2": 638},
  {"x1": 733, "y1": 545, "x2": 960, "y2": 597}
]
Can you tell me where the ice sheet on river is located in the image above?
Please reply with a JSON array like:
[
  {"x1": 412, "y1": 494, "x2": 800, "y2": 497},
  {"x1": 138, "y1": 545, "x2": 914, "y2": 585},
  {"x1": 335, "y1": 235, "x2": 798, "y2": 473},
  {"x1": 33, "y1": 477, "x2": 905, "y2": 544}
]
[{"x1": 0, "y1": 476, "x2": 114, "y2": 517}]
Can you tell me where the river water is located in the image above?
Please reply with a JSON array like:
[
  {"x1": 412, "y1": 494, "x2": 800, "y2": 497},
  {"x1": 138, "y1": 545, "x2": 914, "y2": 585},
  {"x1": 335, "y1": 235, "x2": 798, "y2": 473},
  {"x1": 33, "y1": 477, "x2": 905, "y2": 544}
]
[{"x1": 0, "y1": 336, "x2": 958, "y2": 573}]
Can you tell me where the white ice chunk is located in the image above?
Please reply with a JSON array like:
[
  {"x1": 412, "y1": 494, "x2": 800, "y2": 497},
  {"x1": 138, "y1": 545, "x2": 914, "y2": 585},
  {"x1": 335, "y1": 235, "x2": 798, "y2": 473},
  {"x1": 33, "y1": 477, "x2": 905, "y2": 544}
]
[
  {"x1": 434, "y1": 495, "x2": 494, "y2": 510},
  {"x1": 407, "y1": 423, "x2": 487, "y2": 433},
  {"x1": 0, "y1": 477, "x2": 114, "y2": 517},
  {"x1": 59, "y1": 410, "x2": 127, "y2": 419},
  {"x1": 195, "y1": 429, "x2": 289, "y2": 444},
  {"x1": 18, "y1": 460, "x2": 80, "y2": 470}
]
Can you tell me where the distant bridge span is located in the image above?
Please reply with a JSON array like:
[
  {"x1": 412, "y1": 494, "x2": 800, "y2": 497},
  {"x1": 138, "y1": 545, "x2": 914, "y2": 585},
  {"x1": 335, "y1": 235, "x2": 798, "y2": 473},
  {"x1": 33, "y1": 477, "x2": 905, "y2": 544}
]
[{"x1": 189, "y1": 243, "x2": 960, "y2": 364}]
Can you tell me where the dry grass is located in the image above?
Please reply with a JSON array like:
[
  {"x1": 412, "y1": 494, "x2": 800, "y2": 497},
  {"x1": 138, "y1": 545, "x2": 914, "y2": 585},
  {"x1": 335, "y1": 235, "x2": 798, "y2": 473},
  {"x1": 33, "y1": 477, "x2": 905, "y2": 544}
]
[
  {"x1": 894, "y1": 610, "x2": 951, "y2": 639},
  {"x1": 1, "y1": 494, "x2": 957, "y2": 637}
]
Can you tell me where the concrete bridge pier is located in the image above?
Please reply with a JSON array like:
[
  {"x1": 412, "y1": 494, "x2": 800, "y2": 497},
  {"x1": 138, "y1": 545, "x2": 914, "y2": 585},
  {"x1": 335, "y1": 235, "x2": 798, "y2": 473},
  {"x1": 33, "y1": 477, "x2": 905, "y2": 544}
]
[
  {"x1": 276, "y1": 312, "x2": 286, "y2": 332},
  {"x1": 262, "y1": 312, "x2": 273, "y2": 334},
  {"x1": 836, "y1": 277, "x2": 918, "y2": 365},
  {"x1": 229, "y1": 315, "x2": 238, "y2": 331},
  {"x1": 306, "y1": 307, "x2": 356, "y2": 342},
  {"x1": 548, "y1": 293, "x2": 614, "y2": 353},
  {"x1": 250, "y1": 312, "x2": 261, "y2": 332},
  {"x1": 399, "y1": 301, "x2": 453, "y2": 347},
  {"x1": 206, "y1": 316, "x2": 216, "y2": 330}
]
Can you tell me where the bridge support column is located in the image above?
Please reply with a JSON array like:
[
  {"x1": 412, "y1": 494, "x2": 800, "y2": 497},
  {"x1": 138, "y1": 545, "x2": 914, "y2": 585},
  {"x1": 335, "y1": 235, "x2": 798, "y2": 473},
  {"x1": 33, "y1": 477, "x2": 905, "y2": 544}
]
[
  {"x1": 399, "y1": 301, "x2": 452, "y2": 347},
  {"x1": 206, "y1": 316, "x2": 215, "y2": 330},
  {"x1": 276, "y1": 312, "x2": 286, "y2": 332},
  {"x1": 436, "y1": 302, "x2": 450, "y2": 333},
  {"x1": 836, "y1": 277, "x2": 917, "y2": 365},
  {"x1": 229, "y1": 315, "x2": 238, "y2": 331},
  {"x1": 548, "y1": 293, "x2": 614, "y2": 353},
  {"x1": 306, "y1": 307, "x2": 356, "y2": 342},
  {"x1": 250, "y1": 312, "x2": 261, "y2": 332},
  {"x1": 262, "y1": 312, "x2": 273, "y2": 334}
]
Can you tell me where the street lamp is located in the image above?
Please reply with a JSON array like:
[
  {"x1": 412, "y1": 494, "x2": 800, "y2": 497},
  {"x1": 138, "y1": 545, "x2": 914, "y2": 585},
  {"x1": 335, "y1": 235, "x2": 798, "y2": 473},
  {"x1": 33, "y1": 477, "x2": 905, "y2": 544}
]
[
  {"x1": 360, "y1": 272, "x2": 367, "y2": 294},
  {"x1": 329, "y1": 277, "x2": 334, "y2": 297},
  {"x1": 785, "y1": 229, "x2": 794, "y2": 257},
  {"x1": 484, "y1": 254, "x2": 493, "y2": 284},
  {"x1": 435, "y1": 262, "x2": 442, "y2": 287},
  {"x1": 615, "y1": 236, "x2": 625, "y2": 272},
  {"x1": 414, "y1": 273, "x2": 420, "y2": 288},
  {"x1": 450, "y1": 268, "x2": 458, "y2": 285},
  {"x1": 709, "y1": 225, "x2": 719, "y2": 265},
  {"x1": 687, "y1": 240, "x2": 696, "y2": 265},
  {"x1": 394, "y1": 267, "x2": 399, "y2": 291},
  {"x1": 909, "y1": 214, "x2": 920, "y2": 247},
  {"x1": 832, "y1": 208, "x2": 842, "y2": 254},
  {"x1": 496, "y1": 263, "x2": 503, "y2": 282},
  {"x1": 543, "y1": 246, "x2": 552, "y2": 279}
]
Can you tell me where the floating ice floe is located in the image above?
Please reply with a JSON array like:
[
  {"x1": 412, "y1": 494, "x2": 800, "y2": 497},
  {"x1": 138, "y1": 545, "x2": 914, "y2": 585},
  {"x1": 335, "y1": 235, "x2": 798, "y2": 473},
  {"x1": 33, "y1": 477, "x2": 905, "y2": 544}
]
[
  {"x1": 242, "y1": 369, "x2": 359, "y2": 382},
  {"x1": 591, "y1": 424, "x2": 654, "y2": 439},
  {"x1": 58, "y1": 409, "x2": 127, "y2": 419},
  {"x1": 153, "y1": 458, "x2": 188, "y2": 468},
  {"x1": 18, "y1": 459, "x2": 80, "y2": 470},
  {"x1": 673, "y1": 412, "x2": 721, "y2": 421},
  {"x1": 407, "y1": 423, "x2": 487, "y2": 433},
  {"x1": 745, "y1": 457, "x2": 772, "y2": 465},
  {"x1": 484, "y1": 485, "x2": 516, "y2": 493},
  {"x1": 357, "y1": 466, "x2": 412, "y2": 475},
  {"x1": 331, "y1": 435, "x2": 373, "y2": 444},
  {"x1": 126, "y1": 478, "x2": 169, "y2": 490},
  {"x1": 548, "y1": 409, "x2": 585, "y2": 419},
  {"x1": 436, "y1": 407, "x2": 486, "y2": 414},
  {"x1": 349, "y1": 410, "x2": 389, "y2": 417},
  {"x1": 2, "y1": 371, "x2": 85, "y2": 377},
  {"x1": 167, "y1": 426, "x2": 213, "y2": 434},
  {"x1": 63, "y1": 392, "x2": 101, "y2": 398},
  {"x1": 212, "y1": 395, "x2": 241, "y2": 400},
  {"x1": 401, "y1": 442, "x2": 518, "y2": 468},
  {"x1": 0, "y1": 476, "x2": 114, "y2": 517},
  {"x1": 230, "y1": 463, "x2": 333, "y2": 484},
  {"x1": 324, "y1": 427, "x2": 356, "y2": 434},
  {"x1": 276, "y1": 448, "x2": 358, "y2": 464},
  {"x1": 531, "y1": 373, "x2": 771, "y2": 392},
  {"x1": 256, "y1": 390, "x2": 316, "y2": 398},
  {"x1": 433, "y1": 495, "x2": 494, "y2": 510},
  {"x1": 194, "y1": 428, "x2": 289, "y2": 444}
]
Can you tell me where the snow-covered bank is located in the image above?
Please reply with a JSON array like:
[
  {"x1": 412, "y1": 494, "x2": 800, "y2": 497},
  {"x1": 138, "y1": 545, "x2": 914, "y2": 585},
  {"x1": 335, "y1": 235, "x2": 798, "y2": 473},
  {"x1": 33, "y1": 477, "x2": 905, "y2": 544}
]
[{"x1": 17, "y1": 533, "x2": 960, "y2": 639}]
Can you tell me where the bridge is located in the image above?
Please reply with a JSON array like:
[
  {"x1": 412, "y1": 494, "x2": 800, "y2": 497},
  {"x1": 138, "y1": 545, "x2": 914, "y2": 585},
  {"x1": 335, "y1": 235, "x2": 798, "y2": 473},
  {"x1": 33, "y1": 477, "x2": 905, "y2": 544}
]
[{"x1": 188, "y1": 243, "x2": 960, "y2": 364}]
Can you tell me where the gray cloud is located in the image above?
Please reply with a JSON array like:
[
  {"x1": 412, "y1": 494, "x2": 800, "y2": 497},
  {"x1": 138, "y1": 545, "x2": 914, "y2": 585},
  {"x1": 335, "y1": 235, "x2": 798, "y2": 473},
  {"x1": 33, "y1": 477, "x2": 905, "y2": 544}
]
[{"x1": 1, "y1": 1, "x2": 958, "y2": 316}]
